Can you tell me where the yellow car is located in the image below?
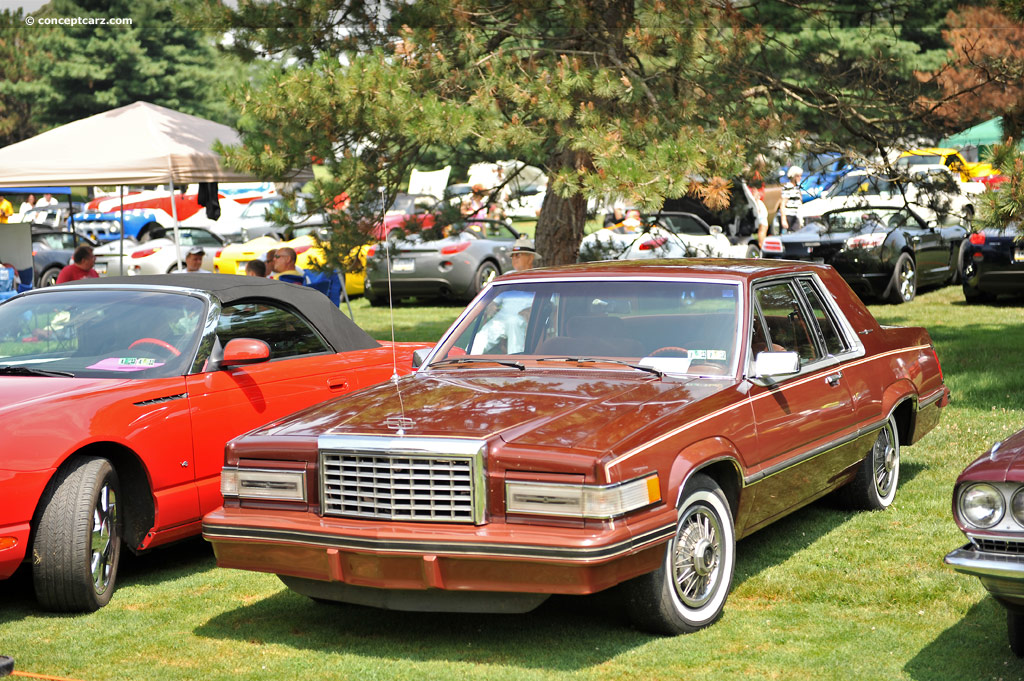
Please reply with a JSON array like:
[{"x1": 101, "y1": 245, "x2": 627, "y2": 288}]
[
  {"x1": 898, "y1": 147, "x2": 996, "y2": 181},
  {"x1": 284, "y1": 233, "x2": 366, "y2": 297},
  {"x1": 212, "y1": 236, "x2": 281, "y2": 275}
]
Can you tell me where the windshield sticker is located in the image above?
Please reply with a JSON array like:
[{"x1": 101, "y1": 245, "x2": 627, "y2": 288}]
[
  {"x1": 87, "y1": 357, "x2": 165, "y2": 372},
  {"x1": 688, "y1": 350, "x2": 728, "y2": 361}
]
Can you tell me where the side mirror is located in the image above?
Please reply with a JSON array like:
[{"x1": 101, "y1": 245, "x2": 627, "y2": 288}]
[
  {"x1": 412, "y1": 347, "x2": 432, "y2": 368},
  {"x1": 753, "y1": 351, "x2": 800, "y2": 379},
  {"x1": 221, "y1": 338, "x2": 271, "y2": 368},
  {"x1": 709, "y1": 225, "x2": 724, "y2": 236}
]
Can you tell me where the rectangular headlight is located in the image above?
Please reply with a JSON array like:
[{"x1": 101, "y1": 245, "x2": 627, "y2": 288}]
[
  {"x1": 505, "y1": 475, "x2": 660, "y2": 519},
  {"x1": 221, "y1": 467, "x2": 307, "y2": 502}
]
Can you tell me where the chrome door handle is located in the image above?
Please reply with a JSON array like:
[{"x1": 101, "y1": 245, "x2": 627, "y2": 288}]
[{"x1": 825, "y1": 371, "x2": 843, "y2": 387}]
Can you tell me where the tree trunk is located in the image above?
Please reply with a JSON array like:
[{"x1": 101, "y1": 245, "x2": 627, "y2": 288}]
[{"x1": 535, "y1": 151, "x2": 591, "y2": 266}]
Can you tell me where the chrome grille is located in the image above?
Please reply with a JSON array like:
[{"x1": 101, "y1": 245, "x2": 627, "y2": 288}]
[
  {"x1": 972, "y1": 537, "x2": 1024, "y2": 555},
  {"x1": 320, "y1": 448, "x2": 480, "y2": 523}
]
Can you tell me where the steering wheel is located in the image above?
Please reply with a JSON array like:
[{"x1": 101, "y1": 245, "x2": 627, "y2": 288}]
[
  {"x1": 648, "y1": 346, "x2": 688, "y2": 358},
  {"x1": 129, "y1": 338, "x2": 181, "y2": 357}
]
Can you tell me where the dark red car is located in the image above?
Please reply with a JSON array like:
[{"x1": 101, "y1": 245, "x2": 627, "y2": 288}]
[
  {"x1": 203, "y1": 260, "x2": 949, "y2": 634},
  {"x1": 946, "y1": 430, "x2": 1024, "y2": 655}
]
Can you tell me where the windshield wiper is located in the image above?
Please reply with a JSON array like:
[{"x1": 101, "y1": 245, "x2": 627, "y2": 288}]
[
  {"x1": 430, "y1": 357, "x2": 526, "y2": 371},
  {"x1": 0, "y1": 365, "x2": 75, "y2": 378},
  {"x1": 536, "y1": 356, "x2": 663, "y2": 377}
]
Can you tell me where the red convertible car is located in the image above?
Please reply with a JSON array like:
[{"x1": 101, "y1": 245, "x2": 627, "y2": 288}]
[
  {"x1": 0, "y1": 274, "x2": 427, "y2": 612},
  {"x1": 945, "y1": 429, "x2": 1024, "y2": 655},
  {"x1": 203, "y1": 260, "x2": 949, "y2": 634}
]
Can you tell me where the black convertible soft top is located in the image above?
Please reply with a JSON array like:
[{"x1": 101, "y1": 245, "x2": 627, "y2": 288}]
[{"x1": 56, "y1": 273, "x2": 380, "y2": 352}]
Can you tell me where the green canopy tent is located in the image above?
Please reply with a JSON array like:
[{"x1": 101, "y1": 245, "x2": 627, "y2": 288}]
[{"x1": 940, "y1": 117, "x2": 1005, "y2": 148}]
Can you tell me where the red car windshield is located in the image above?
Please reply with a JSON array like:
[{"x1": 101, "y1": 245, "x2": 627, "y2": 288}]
[{"x1": 0, "y1": 289, "x2": 206, "y2": 379}]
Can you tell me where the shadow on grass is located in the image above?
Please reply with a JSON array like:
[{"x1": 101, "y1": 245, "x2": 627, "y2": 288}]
[
  {"x1": 904, "y1": 597, "x2": 1023, "y2": 681},
  {"x1": 0, "y1": 537, "x2": 215, "y2": 623},
  {"x1": 196, "y1": 587, "x2": 651, "y2": 671}
]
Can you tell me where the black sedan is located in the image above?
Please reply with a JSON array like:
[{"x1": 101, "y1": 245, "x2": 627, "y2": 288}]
[
  {"x1": 363, "y1": 219, "x2": 523, "y2": 305},
  {"x1": 761, "y1": 205, "x2": 967, "y2": 303},
  {"x1": 960, "y1": 227, "x2": 1024, "y2": 303}
]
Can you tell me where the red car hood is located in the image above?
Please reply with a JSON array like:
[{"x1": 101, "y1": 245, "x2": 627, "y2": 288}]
[
  {"x1": 257, "y1": 369, "x2": 734, "y2": 453},
  {"x1": 0, "y1": 376, "x2": 137, "y2": 414},
  {"x1": 958, "y1": 428, "x2": 1024, "y2": 484}
]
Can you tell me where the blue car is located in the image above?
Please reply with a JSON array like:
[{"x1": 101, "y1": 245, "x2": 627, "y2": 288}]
[{"x1": 780, "y1": 152, "x2": 859, "y2": 202}]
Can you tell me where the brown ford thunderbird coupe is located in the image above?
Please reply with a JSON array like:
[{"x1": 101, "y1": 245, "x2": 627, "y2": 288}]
[{"x1": 203, "y1": 259, "x2": 949, "y2": 635}]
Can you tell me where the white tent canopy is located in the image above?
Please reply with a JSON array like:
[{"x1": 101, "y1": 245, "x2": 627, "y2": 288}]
[{"x1": 0, "y1": 101, "x2": 310, "y2": 187}]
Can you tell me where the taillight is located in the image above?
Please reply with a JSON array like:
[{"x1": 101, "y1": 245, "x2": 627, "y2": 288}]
[
  {"x1": 440, "y1": 241, "x2": 472, "y2": 255},
  {"x1": 367, "y1": 244, "x2": 377, "y2": 257},
  {"x1": 846, "y1": 233, "x2": 887, "y2": 249},
  {"x1": 131, "y1": 247, "x2": 160, "y2": 259},
  {"x1": 932, "y1": 346, "x2": 944, "y2": 382},
  {"x1": 638, "y1": 237, "x2": 668, "y2": 251},
  {"x1": 762, "y1": 238, "x2": 783, "y2": 253},
  {"x1": 294, "y1": 244, "x2": 312, "y2": 255},
  {"x1": 215, "y1": 249, "x2": 223, "y2": 258},
  {"x1": 969, "y1": 232, "x2": 986, "y2": 245}
]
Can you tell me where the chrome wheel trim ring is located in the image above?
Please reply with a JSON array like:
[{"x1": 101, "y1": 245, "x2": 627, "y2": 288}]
[
  {"x1": 873, "y1": 424, "x2": 899, "y2": 499},
  {"x1": 90, "y1": 482, "x2": 117, "y2": 595},
  {"x1": 899, "y1": 260, "x2": 915, "y2": 301}
]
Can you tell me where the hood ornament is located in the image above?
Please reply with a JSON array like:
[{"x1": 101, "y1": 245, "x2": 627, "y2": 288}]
[{"x1": 386, "y1": 416, "x2": 415, "y2": 434}]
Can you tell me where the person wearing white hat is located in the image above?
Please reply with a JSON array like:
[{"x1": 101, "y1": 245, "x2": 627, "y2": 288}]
[
  {"x1": 177, "y1": 246, "x2": 212, "y2": 273},
  {"x1": 777, "y1": 165, "x2": 804, "y2": 233},
  {"x1": 510, "y1": 236, "x2": 540, "y2": 271}
]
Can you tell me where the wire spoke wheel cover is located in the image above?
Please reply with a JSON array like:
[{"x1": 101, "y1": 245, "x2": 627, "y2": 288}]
[
  {"x1": 872, "y1": 423, "x2": 898, "y2": 501},
  {"x1": 672, "y1": 504, "x2": 723, "y2": 608}
]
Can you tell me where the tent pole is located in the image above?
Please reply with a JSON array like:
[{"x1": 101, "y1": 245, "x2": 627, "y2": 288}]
[
  {"x1": 119, "y1": 186, "x2": 125, "y2": 275},
  {"x1": 169, "y1": 177, "x2": 182, "y2": 271}
]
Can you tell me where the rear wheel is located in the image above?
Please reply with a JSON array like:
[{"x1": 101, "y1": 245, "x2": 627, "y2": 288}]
[
  {"x1": 838, "y1": 414, "x2": 900, "y2": 510},
  {"x1": 886, "y1": 253, "x2": 916, "y2": 304},
  {"x1": 367, "y1": 294, "x2": 389, "y2": 307},
  {"x1": 33, "y1": 457, "x2": 122, "y2": 612},
  {"x1": 39, "y1": 266, "x2": 61, "y2": 287},
  {"x1": 621, "y1": 474, "x2": 735, "y2": 635},
  {"x1": 745, "y1": 243, "x2": 761, "y2": 258},
  {"x1": 468, "y1": 261, "x2": 499, "y2": 299}
]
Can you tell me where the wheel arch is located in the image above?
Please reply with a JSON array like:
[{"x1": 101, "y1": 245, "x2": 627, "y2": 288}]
[
  {"x1": 31, "y1": 442, "x2": 154, "y2": 555},
  {"x1": 887, "y1": 393, "x2": 917, "y2": 448},
  {"x1": 667, "y1": 436, "x2": 744, "y2": 517}
]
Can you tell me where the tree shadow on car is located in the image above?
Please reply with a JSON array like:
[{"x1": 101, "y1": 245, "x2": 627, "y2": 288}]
[
  {"x1": 904, "y1": 597, "x2": 1018, "y2": 680},
  {"x1": 195, "y1": 586, "x2": 651, "y2": 670}
]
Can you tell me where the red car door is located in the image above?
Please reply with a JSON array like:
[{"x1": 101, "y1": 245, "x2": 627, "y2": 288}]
[{"x1": 184, "y1": 300, "x2": 369, "y2": 516}]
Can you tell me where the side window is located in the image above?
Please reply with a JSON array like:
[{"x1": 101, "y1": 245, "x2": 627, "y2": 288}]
[
  {"x1": 217, "y1": 302, "x2": 331, "y2": 359},
  {"x1": 754, "y1": 281, "x2": 822, "y2": 366},
  {"x1": 799, "y1": 279, "x2": 849, "y2": 356}
]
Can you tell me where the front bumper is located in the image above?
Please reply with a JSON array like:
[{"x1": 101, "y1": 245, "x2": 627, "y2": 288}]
[
  {"x1": 945, "y1": 544, "x2": 1024, "y2": 606},
  {"x1": 203, "y1": 506, "x2": 675, "y2": 599}
]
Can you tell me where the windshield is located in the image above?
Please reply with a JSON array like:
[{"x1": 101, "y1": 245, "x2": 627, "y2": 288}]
[
  {"x1": 0, "y1": 290, "x2": 206, "y2": 378},
  {"x1": 820, "y1": 208, "x2": 917, "y2": 233},
  {"x1": 898, "y1": 154, "x2": 944, "y2": 167},
  {"x1": 432, "y1": 279, "x2": 740, "y2": 376},
  {"x1": 826, "y1": 174, "x2": 902, "y2": 198}
]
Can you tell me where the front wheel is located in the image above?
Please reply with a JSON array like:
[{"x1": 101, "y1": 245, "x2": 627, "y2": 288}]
[
  {"x1": 621, "y1": 474, "x2": 735, "y2": 635},
  {"x1": 886, "y1": 252, "x2": 916, "y2": 304},
  {"x1": 39, "y1": 267, "x2": 61, "y2": 287},
  {"x1": 838, "y1": 414, "x2": 900, "y2": 511},
  {"x1": 1009, "y1": 610, "x2": 1024, "y2": 657},
  {"x1": 32, "y1": 457, "x2": 122, "y2": 612}
]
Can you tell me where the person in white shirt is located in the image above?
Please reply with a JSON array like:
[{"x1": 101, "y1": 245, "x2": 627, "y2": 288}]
[
  {"x1": 776, "y1": 166, "x2": 804, "y2": 233},
  {"x1": 175, "y1": 246, "x2": 212, "y2": 273},
  {"x1": 36, "y1": 193, "x2": 58, "y2": 208}
]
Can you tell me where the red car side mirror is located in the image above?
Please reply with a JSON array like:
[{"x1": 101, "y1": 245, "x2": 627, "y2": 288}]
[{"x1": 221, "y1": 338, "x2": 271, "y2": 368}]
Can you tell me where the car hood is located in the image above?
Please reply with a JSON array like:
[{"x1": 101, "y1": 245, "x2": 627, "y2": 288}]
[
  {"x1": 254, "y1": 369, "x2": 734, "y2": 454},
  {"x1": 0, "y1": 375, "x2": 134, "y2": 416},
  {"x1": 958, "y1": 429, "x2": 1024, "y2": 484}
]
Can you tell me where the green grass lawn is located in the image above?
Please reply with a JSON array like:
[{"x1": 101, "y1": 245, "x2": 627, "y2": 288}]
[{"x1": 3, "y1": 284, "x2": 1024, "y2": 680}]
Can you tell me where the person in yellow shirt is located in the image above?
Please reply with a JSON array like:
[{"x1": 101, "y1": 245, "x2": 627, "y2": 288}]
[{"x1": 0, "y1": 194, "x2": 13, "y2": 224}]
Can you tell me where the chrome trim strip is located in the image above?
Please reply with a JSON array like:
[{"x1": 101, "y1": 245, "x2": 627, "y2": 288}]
[
  {"x1": 918, "y1": 387, "x2": 946, "y2": 410},
  {"x1": 743, "y1": 419, "x2": 886, "y2": 485},
  {"x1": 945, "y1": 545, "x2": 1024, "y2": 580},
  {"x1": 202, "y1": 521, "x2": 676, "y2": 563}
]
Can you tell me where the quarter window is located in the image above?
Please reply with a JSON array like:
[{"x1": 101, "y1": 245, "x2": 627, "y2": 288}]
[
  {"x1": 799, "y1": 279, "x2": 849, "y2": 356},
  {"x1": 753, "y1": 282, "x2": 822, "y2": 365}
]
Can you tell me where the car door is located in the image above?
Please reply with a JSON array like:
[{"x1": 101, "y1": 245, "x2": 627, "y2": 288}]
[
  {"x1": 743, "y1": 277, "x2": 860, "y2": 530},
  {"x1": 184, "y1": 300, "x2": 370, "y2": 515}
]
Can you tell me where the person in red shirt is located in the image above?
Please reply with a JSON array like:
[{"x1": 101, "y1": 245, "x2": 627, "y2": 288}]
[{"x1": 56, "y1": 245, "x2": 100, "y2": 284}]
